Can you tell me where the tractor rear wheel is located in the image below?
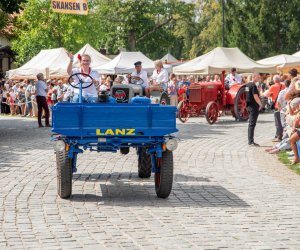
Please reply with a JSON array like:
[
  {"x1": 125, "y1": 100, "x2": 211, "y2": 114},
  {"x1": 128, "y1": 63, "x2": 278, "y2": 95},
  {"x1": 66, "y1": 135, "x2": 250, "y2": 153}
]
[
  {"x1": 56, "y1": 150, "x2": 72, "y2": 199},
  {"x1": 138, "y1": 148, "x2": 151, "y2": 178},
  {"x1": 205, "y1": 101, "x2": 218, "y2": 125},
  {"x1": 177, "y1": 100, "x2": 190, "y2": 123},
  {"x1": 234, "y1": 87, "x2": 249, "y2": 121},
  {"x1": 155, "y1": 150, "x2": 173, "y2": 198}
]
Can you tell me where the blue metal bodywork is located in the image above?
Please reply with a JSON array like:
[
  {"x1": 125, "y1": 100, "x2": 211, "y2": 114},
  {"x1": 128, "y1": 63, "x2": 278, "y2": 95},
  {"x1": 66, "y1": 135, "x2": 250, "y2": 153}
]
[
  {"x1": 52, "y1": 98, "x2": 177, "y2": 173},
  {"x1": 52, "y1": 102, "x2": 177, "y2": 137}
]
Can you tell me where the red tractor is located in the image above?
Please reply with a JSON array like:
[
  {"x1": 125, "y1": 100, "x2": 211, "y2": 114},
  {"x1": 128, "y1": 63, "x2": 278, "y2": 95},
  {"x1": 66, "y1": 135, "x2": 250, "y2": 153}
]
[{"x1": 177, "y1": 72, "x2": 249, "y2": 124}]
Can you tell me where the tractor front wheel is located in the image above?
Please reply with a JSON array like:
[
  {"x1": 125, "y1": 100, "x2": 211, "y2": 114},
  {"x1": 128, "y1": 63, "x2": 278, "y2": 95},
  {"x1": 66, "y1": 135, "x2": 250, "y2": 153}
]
[
  {"x1": 56, "y1": 150, "x2": 72, "y2": 199},
  {"x1": 177, "y1": 100, "x2": 190, "y2": 123},
  {"x1": 205, "y1": 101, "x2": 218, "y2": 125},
  {"x1": 155, "y1": 150, "x2": 173, "y2": 198}
]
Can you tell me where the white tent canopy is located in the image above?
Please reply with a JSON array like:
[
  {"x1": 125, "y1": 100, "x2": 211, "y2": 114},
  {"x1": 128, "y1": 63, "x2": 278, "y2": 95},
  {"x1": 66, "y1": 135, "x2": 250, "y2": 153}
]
[
  {"x1": 173, "y1": 47, "x2": 276, "y2": 75},
  {"x1": 172, "y1": 54, "x2": 207, "y2": 74},
  {"x1": 94, "y1": 51, "x2": 155, "y2": 74},
  {"x1": 161, "y1": 53, "x2": 177, "y2": 63},
  {"x1": 292, "y1": 51, "x2": 300, "y2": 57},
  {"x1": 257, "y1": 54, "x2": 300, "y2": 68},
  {"x1": 73, "y1": 43, "x2": 110, "y2": 68},
  {"x1": 8, "y1": 48, "x2": 69, "y2": 79}
]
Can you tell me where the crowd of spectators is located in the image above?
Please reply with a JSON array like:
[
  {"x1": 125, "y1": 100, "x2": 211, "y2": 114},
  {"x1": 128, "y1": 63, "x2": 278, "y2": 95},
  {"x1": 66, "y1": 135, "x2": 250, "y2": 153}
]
[
  {"x1": 0, "y1": 70, "x2": 289, "y2": 117},
  {"x1": 263, "y1": 68, "x2": 300, "y2": 165},
  {"x1": 2, "y1": 68, "x2": 300, "y2": 164}
]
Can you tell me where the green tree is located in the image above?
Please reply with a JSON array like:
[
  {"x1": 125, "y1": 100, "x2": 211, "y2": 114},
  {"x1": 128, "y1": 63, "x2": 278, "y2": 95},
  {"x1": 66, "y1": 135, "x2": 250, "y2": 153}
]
[
  {"x1": 190, "y1": 0, "x2": 222, "y2": 58},
  {"x1": 190, "y1": 0, "x2": 300, "y2": 60},
  {"x1": 11, "y1": 0, "x2": 100, "y2": 65},
  {"x1": 12, "y1": 0, "x2": 196, "y2": 64},
  {"x1": 0, "y1": 0, "x2": 27, "y2": 31},
  {"x1": 0, "y1": 0, "x2": 27, "y2": 13},
  {"x1": 225, "y1": 0, "x2": 300, "y2": 59},
  {"x1": 92, "y1": 0, "x2": 196, "y2": 59}
]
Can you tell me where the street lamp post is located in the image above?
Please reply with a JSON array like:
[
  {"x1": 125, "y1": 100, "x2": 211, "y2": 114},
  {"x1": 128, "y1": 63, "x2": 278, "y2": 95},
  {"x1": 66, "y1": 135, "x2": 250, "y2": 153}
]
[{"x1": 222, "y1": 0, "x2": 225, "y2": 47}]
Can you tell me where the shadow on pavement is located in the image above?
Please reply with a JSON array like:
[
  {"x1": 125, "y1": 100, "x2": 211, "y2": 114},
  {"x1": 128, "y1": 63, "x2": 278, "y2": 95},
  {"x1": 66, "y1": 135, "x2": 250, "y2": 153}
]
[
  {"x1": 176, "y1": 116, "x2": 273, "y2": 140},
  {"x1": 70, "y1": 172, "x2": 249, "y2": 208},
  {"x1": 73, "y1": 172, "x2": 210, "y2": 183},
  {"x1": 0, "y1": 117, "x2": 52, "y2": 172}
]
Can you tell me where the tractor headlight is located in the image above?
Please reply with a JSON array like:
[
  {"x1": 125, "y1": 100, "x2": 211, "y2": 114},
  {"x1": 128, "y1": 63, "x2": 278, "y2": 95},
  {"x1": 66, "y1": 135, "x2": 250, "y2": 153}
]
[
  {"x1": 166, "y1": 139, "x2": 178, "y2": 151},
  {"x1": 53, "y1": 140, "x2": 65, "y2": 152}
]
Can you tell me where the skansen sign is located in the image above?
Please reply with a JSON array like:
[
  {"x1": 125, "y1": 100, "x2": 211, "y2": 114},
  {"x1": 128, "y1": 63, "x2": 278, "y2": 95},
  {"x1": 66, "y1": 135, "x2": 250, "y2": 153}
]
[{"x1": 51, "y1": 0, "x2": 88, "y2": 15}]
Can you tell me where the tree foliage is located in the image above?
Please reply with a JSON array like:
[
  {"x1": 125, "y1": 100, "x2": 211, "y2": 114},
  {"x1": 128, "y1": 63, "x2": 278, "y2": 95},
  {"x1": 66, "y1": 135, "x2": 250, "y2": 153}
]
[
  {"x1": 11, "y1": 0, "x2": 99, "y2": 65},
  {"x1": 92, "y1": 0, "x2": 196, "y2": 59},
  {"x1": 0, "y1": 0, "x2": 27, "y2": 13},
  {"x1": 190, "y1": 0, "x2": 222, "y2": 57},
  {"x1": 192, "y1": 0, "x2": 300, "y2": 60},
  {"x1": 10, "y1": 0, "x2": 300, "y2": 66},
  {"x1": 11, "y1": 0, "x2": 196, "y2": 65}
]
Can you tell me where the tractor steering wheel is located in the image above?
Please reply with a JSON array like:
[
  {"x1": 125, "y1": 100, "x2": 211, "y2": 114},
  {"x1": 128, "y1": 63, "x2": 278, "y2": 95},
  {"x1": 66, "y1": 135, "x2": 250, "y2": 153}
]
[{"x1": 68, "y1": 72, "x2": 94, "y2": 89}]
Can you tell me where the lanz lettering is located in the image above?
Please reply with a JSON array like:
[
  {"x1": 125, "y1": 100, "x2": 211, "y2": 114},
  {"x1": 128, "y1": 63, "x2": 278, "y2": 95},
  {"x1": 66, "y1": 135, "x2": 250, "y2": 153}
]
[
  {"x1": 52, "y1": 1, "x2": 81, "y2": 10},
  {"x1": 96, "y1": 129, "x2": 136, "y2": 136}
]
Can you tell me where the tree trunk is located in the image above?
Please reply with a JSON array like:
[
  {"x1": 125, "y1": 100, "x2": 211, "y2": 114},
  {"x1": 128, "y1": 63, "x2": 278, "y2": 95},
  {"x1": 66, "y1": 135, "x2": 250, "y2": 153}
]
[{"x1": 128, "y1": 30, "x2": 136, "y2": 51}]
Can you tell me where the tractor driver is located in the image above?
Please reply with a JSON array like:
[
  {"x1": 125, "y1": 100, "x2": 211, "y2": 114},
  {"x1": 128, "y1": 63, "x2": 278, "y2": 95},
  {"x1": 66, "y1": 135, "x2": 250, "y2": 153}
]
[
  {"x1": 225, "y1": 68, "x2": 242, "y2": 89},
  {"x1": 66, "y1": 52, "x2": 100, "y2": 103},
  {"x1": 130, "y1": 61, "x2": 149, "y2": 96},
  {"x1": 145, "y1": 60, "x2": 168, "y2": 97}
]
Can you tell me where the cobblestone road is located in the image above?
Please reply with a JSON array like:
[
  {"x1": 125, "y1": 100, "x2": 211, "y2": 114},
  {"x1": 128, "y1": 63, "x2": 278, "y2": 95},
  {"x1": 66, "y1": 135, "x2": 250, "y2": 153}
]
[{"x1": 1, "y1": 113, "x2": 300, "y2": 249}]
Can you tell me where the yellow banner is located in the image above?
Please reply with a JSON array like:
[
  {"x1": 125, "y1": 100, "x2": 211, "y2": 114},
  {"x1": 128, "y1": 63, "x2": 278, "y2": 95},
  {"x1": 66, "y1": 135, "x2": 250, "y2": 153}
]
[{"x1": 51, "y1": 0, "x2": 88, "y2": 15}]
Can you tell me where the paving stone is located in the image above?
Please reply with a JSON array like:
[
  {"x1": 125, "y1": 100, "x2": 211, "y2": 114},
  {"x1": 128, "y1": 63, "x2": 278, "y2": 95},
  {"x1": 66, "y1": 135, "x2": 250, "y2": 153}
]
[{"x1": 1, "y1": 114, "x2": 300, "y2": 249}]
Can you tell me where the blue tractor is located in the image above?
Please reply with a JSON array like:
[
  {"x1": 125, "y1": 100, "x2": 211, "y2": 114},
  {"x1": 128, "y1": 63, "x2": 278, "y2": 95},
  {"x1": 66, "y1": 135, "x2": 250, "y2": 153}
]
[{"x1": 52, "y1": 73, "x2": 178, "y2": 199}]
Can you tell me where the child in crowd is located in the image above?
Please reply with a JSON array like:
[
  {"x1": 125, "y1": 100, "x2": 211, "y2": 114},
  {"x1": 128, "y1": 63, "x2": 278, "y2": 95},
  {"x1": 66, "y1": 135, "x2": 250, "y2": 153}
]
[
  {"x1": 6, "y1": 93, "x2": 15, "y2": 115},
  {"x1": 168, "y1": 73, "x2": 178, "y2": 106}
]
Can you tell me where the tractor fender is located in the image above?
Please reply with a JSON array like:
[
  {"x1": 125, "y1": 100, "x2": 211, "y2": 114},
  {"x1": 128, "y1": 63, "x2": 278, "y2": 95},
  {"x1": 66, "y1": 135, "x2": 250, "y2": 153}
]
[{"x1": 226, "y1": 84, "x2": 245, "y2": 105}]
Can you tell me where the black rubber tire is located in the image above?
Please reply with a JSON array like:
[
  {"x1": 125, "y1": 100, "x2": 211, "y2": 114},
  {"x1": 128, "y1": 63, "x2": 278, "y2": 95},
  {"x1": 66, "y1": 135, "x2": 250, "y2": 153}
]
[
  {"x1": 120, "y1": 147, "x2": 129, "y2": 155},
  {"x1": 138, "y1": 148, "x2": 152, "y2": 178},
  {"x1": 56, "y1": 150, "x2": 72, "y2": 199},
  {"x1": 155, "y1": 150, "x2": 173, "y2": 198}
]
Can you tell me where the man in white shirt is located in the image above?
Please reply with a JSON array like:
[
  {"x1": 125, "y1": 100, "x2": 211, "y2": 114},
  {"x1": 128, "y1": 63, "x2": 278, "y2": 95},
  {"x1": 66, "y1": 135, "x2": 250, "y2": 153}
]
[
  {"x1": 225, "y1": 68, "x2": 242, "y2": 88},
  {"x1": 130, "y1": 61, "x2": 148, "y2": 96},
  {"x1": 66, "y1": 52, "x2": 100, "y2": 103}
]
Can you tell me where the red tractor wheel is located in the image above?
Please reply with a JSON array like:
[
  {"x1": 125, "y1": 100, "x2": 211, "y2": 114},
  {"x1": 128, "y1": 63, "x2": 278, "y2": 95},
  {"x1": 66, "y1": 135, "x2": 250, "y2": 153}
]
[
  {"x1": 234, "y1": 87, "x2": 249, "y2": 121},
  {"x1": 177, "y1": 100, "x2": 190, "y2": 123},
  {"x1": 205, "y1": 101, "x2": 218, "y2": 125}
]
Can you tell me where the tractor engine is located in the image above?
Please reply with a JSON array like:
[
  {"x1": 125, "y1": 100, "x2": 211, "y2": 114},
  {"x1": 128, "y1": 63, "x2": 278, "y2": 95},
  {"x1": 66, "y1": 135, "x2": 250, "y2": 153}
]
[{"x1": 111, "y1": 84, "x2": 143, "y2": 103}]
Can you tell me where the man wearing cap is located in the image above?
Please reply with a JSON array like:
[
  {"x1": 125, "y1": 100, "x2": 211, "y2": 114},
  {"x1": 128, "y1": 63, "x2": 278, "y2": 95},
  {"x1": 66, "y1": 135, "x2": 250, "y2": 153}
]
[
  {"x1": 225, "y1": 68, "x2": 242, "y2": 89},
  {"x1": 130, "y1": 61, "x2": 148, "y2": 96}
]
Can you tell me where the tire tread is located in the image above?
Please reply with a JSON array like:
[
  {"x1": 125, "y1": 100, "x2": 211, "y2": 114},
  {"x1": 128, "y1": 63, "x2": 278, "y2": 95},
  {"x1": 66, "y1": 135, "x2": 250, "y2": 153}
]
[{"x1": 56, "y1": 150, "x2": 72, "y2": 199}]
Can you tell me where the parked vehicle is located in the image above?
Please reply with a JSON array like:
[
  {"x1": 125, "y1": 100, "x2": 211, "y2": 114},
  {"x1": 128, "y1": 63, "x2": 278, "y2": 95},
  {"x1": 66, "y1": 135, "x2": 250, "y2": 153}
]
[{"x1": 177, "y1": 73, "x2": 248, "y2": 124}]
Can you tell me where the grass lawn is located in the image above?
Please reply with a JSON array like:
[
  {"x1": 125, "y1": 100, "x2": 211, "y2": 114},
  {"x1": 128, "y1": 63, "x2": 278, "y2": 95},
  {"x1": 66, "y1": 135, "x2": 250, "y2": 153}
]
[{"x1": 278, "y1": 151, "x2": 300, "y2": 175}]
